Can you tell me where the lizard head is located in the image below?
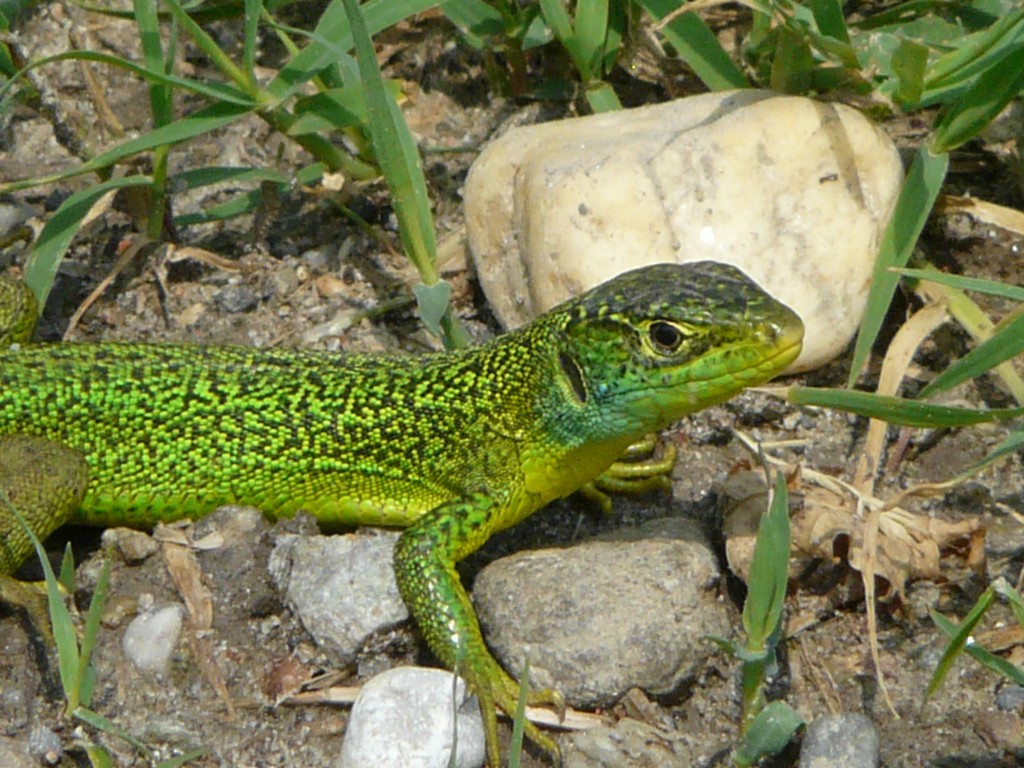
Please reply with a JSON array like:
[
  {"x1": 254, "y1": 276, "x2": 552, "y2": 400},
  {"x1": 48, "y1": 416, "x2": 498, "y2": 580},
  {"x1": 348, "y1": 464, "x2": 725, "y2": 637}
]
[{"x1": 549, "y1": 261, "x2": 804, "y2": 439}]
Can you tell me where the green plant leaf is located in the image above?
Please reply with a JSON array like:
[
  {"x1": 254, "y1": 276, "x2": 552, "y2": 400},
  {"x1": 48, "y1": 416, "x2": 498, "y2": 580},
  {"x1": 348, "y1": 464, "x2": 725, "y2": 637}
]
[
  {"x1": 848, "y1": 147, "x2": 948, "y2": 384},
  {"x1": 922, "y1": 9, "x2": 1024, "y2": 96},
  {"x1": 77, "y1": 557, "x2": 111, "y2": 709},
  {"x1": 788, "y1": 387, "x2": 1024, "y2": 427},
  {"x1": 162, "y1": 0, "x2": 254, "y2": 95},
  {"x1": 808, "y1": 0, "x2": 849, "y2": 43},
  {"x1": 927, "y1": 585, "x2": 997, "y2": 697},
  {"x1": 635, "y1": 1, "x2": 747, "y2": 90},
  {"x1": 932, "y1": 609, "x2": 1024, "y2": 687},
  {"x1": 155, "y1": 749, "x2": 207, "y2": 768},
  {"x1": 440, "y1": 0, "x2": 505, "y2": 46},
  {"x1": 742, "y1": 472, "x2": 790, "y2": 652},
  {"x1": 413, "y1": 280, "x2": 452, "y2": 337},
  {"x1": 584, "y1": 79, "x2": 621, "y2": 112},
  {"x1": 288, "y1": 82, "x2": 402, "y2": 135},
  {"x1": 0, "y1": 101, "x2": 254, "y2": 195},
  {"x1": 961, "y1": 426, "x2": 1024, "y2": 478},
  {"x1": 892, "y1": 37, "x2": 928, "y2": 106},
  {"x1": 0, "y1": 49, "x2": 255, "y2": 116},
  {"x1": 931, "y1": 43, "x2": 1024, "y2": 153},
  {"x1": 242, "y1": 0, "x2": 261, "y2": 87},
  {"x1": 268, "y1": 0, "x2": 442, "y2": 102},
  {"x1": 574, "y1": 0, "x2": 609, "y2": 77},
  {"x1": 1, "y1": 501, "x2": 83, "y2": 711},
  {"x1": 343, "y1": 0, "x2": 437, "y2": 283},
  {"x1": 509, "y1": 656, "x2": 530, "y2": 768},
  {"x1": 895, "y1": 267, "x2": 1024, "y2": 302},
  {"x1": 58, "y1": 542, "x2": 75, "y2": 594},
  {"x1": 770, "y1": 27, "x2": 814, "y2": 94},
  {"x1": 917, "y1": 309, "x2": 1024, "y2": 398},
  {"x1": 83, "y1": 743, "x2": 115, "y2": 768},
  {"x1": 23, "y1": 175, "x2": 154, "y2": 308},
  {"x1": 733, "y1": 700, "x2": 805, "y2": 766}
]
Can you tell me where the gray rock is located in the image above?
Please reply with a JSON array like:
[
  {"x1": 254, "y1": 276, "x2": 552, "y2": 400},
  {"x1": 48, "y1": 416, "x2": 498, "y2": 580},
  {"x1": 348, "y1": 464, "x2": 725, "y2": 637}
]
[
  {"x1": 564, "y1": 718, "x2": 696, "y2": 767},
  {"x1": 269, "y1": 530, "x2": 407, "y2": 663},
  {"x1": 0, "y1": 737, "x2": 36, "y2": 768},
  {"x1": 267, "y1": 266, "x2": 299, "y2": 299},
  {"x1": 0, "y1": 202, "x2": 35, "y2": 235},
  {"x1": 474, "y1": 517, "x2": 730, "y2": 706},
  {"x1": 996, "y1": 683, "x2": 1024, "y2": 711},
  {"x1": 213, "y1": 283, "x2": 260, "y2": 313},
  {"x1": 28, "y1": 725, "x2": 63, "y2": 765},
  {"x1": 799, "y1": 713, "x2": 879, "y2": 768},
  {"x1": 337, "y1": 667, "x2": 485, "y2": 768},
  {"x1": 121, "y1": 602, "x2": 185, "y2": 677}
]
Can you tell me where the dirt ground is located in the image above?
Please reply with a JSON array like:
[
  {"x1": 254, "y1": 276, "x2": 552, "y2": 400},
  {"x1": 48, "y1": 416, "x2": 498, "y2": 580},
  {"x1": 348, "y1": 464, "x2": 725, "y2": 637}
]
[{"x1": 1, "y1": 4, "x2": 1023, "y2": 768}]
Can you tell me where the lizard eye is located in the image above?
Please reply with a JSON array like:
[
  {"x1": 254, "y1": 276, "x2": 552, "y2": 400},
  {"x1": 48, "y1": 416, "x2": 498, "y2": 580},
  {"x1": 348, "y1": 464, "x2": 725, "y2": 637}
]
[{"x1": 648, "y1": 321, "x2": 684, "y2": 353}]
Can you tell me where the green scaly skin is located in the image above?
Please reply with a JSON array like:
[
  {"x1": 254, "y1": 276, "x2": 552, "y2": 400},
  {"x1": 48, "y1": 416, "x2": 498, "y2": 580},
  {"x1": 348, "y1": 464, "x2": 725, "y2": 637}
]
[{"x1": 0, "y1": 262, "x2": 803, "y2": 766}]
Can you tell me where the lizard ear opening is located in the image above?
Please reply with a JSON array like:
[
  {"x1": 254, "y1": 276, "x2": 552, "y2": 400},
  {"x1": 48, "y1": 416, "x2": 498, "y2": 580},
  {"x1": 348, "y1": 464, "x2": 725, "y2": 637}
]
[{"x1": 558, "y1": 351, "x2": 588, "y2": 404}]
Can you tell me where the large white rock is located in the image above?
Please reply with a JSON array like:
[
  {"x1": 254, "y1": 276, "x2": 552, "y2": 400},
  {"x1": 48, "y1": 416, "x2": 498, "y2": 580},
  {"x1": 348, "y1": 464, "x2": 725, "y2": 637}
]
[{"x1": 465, "y1": 90, "x2": 903, "y2": 372}]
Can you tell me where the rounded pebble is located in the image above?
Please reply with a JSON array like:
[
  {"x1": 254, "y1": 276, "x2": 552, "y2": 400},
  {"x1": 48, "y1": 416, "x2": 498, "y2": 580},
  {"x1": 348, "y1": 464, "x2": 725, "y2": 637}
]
[
  {"x1": 799, "y1": 713, "x2": 879, "y2": 768},
  {"x1": 121, "y1": 603, "x2": 185, "y2": 676},
  {"x1": 337, "y1": 667, "x2": 486, "y2": 768}
]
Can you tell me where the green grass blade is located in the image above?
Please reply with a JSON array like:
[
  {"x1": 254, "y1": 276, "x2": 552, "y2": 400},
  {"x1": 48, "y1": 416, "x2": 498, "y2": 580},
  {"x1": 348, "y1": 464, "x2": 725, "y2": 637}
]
[
  {"x1": 76, "y1": 557, "x2": 111, "y2": 709},
  {"x1": 788, "y1": 387, "x2": 1024, "y2": 427},
  {"x1": 933, "y1": 609, "x2": 1024, "y2": 687},
  {"x1": 268, "y1": 0, "x2": 441, "y2": 101},
  {"x1": 155, "y1": 750, "x2": 207, "y2": 768},
  {"x1": 172, "y1": 166, "x2": 291, "y2": 189},
  {"x1": 927, "y1": 586, "x2": 996, "y2": 698},
  {"x1": 742, "y1": 472, "x2": 790, "y2": 652},
  {"x1": 962, "y1": 427, "x2": 1024, "y2": 478},
  {"x1": 132, "y1": 0, "x2": 173, "y2": 125},
  {"x1": 847, "y1": 147, "x2": 948, "y2": 385},
  {"x1": 288, "y1": 82, "x2": 401, "y2": 135},
  {"x1": 342, "y1": 0, "x2": 437, "y2": 285},
  {"x1": 83, "y1": 744, "x2": 115, "y2": 768},
  {"x1": 73, "y1": 707, "x2": 155, "y2": 758},
  {"x1": 132, "y1": 0, "x2": 174, "y2": 239},
  {"x1": 23, "y1": 175, "x2": 153, "y2": 308},
  {"x1": 0, "y1": 101, "x2": 254, "y2": 195},
  {"x1": 440, "y1": 0, "x2": 505, "y2": 45},
  {"x1": 636, "y1": 0, "x2": 747, "y2": 89},
  {"x1": 537, "y1": 0, "x2": 575, "y2": 47},
  {"x1": 574, "y1": 0, "x2": 609, "y2": 77},
  {"x1": 733, "y1": 700, "x2": 804, "y2": 767},
  {"x1": 1, "y1": 500, "x2": 82, "y2": 711},
  {"x1": 0, "y1": 49, "x2": 256, "y2": 117},
  {"x1": 161, "y1": 0, "x2": 255, "y2": 95},
  {"x1": 996, "y1": 580, "x2": 1024, "y2": 629},
  {"x1": 931, "y1": 44, "x2": 1024, "y2": 154},
  {"x1": 242, "y1": 0, "x2": 261, "y2": 87},
  {"x1": 770, "y1": 27, "x2": 814, "y2": 94},
  {"x1": 922, "y1": 9, "x2": 1024, "y2": 93},
  {"x1": 917, "y1": 311, "x2": 1024, "y2": 398},
  {"x1": 895, "y1": 268, "x2": 1024, "y2": 302},
  {"x1": 584, "y1": 80, "x2": 621, "y2": 112},
  {"x1": 891, "y1": 37, "x2": 928, "y2": 106},
  {"x1": 58, "y1": 543, "x2": 76, "y2": 594},
  {"x1": 808, "y1": 0, "x2": 849, "y2": 43},
  {"x1": 508, "y1": 656, "x2": 530, "y2": 768}
]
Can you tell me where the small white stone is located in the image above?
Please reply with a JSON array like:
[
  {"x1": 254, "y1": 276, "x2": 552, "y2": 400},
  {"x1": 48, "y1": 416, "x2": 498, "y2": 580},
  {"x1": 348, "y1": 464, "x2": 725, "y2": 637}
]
[
  {"x1": 465, "y1": 90, "x2": 904, "y2": 372},
  {"x1": 121, "y1": 604, "x2": 184, "y2": 677},
  {"x1": 337, "y1": 667, "x2": 486, "y2": 768}
]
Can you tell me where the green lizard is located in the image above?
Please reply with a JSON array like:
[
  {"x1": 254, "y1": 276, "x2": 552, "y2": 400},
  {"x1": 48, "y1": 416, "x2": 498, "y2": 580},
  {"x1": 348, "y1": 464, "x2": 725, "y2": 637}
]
[{"x1": 0, "y1": 262, "x2": 803, "y2": 766}]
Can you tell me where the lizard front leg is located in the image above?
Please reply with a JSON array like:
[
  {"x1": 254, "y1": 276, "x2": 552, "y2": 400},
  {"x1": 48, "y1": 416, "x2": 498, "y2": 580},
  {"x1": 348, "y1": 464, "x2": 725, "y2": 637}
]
[
  {"x1": 393, "y1": 492, "x2": 564, "y2": 767},
  {"x1": 0, "y1": 435, "x2": 90, "y2": 634}
]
